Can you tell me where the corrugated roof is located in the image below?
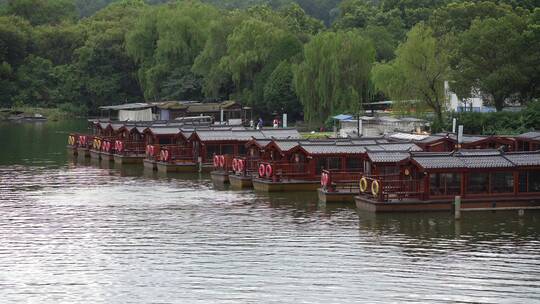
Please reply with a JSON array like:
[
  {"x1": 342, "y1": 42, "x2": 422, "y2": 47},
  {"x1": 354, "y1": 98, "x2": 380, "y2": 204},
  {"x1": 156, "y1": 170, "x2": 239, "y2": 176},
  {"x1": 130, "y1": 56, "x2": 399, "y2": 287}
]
[{"x1": 193, "y1": 128, "x2": 298, "y2": 142}]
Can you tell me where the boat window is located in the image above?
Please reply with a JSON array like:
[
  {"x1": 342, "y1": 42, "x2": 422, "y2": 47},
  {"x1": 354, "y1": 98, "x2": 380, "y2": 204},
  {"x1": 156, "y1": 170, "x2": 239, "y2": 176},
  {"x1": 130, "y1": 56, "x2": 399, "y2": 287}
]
[
  {"x1": 316, "y1": 158, "x2": 326, "y2": 175},
  {"x1": 206, "y1": 144, "x2": 219, "y2": 159},
  {"x1": 467, "y1": 173, "x2": 489, "y2": 194},
  {"x1": 379, "y1": 165, "x2": 399, "y2": 177},
  {"x1": 529, "y1": 171, "x2": 540, "y2": 192},
  {"x1": 159, "y1": 138, "x2": 172, "y2": 145},
  {"x1": 520, "y1": 170, "x2": 540, "y2": 192},
  {"x1": 238, "y1": 145, "x2": 247, "y2": 155},
  {"x1": 221, "y1": 144, "x2": 234, "y2": 155},
  {"x1": 429, "y1": 173, "x2": 461, "y2": 196},
  {"x1": 328, "y1": 157, "x2": 342, "y2": 170},
  {"x1": 346, "y1": 158, "x2": 363, "y2": 171},
  {"x1": 490, "y1": 172, "x2": 514, "y2": 193}
]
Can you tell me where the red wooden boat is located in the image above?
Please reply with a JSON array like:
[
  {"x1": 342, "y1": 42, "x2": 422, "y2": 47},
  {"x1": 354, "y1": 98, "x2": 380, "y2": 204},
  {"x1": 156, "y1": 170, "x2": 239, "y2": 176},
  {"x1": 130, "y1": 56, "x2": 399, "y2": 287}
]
[{"x1": 355, "y1": 149, "x2": 540, "y2": 212}]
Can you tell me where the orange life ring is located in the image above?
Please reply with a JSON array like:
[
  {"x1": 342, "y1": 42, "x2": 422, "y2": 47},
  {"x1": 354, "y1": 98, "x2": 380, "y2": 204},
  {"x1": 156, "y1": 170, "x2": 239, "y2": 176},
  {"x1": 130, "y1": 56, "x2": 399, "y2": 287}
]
[
  {"x1": 219, "y1": 155, "x2": 225, "y2": 168},
  {"x1": 258, "y1": 164, "x2": 265, "y2": 177},
  {"x1": 265, "y1": 164, "x2": 273, "y2": 177}
]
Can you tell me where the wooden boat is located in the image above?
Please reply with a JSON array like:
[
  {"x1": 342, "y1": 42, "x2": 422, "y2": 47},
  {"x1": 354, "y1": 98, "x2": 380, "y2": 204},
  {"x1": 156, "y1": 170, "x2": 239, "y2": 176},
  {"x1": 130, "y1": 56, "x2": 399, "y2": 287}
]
[
  {"x1": 355, "y1": 149, "x2": 540, "y2": 212},
  {"x1": 209, "y1": 129, "x2": 301, "y2": 187},
  {"x1": 253, "y1": 139, "x2": 420, "y2": 193}
]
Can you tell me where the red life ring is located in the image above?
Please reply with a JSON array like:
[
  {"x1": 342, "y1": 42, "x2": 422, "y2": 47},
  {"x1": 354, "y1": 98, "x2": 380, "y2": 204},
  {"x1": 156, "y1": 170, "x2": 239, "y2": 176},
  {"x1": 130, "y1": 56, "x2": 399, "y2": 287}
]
[
  {"x1": 265, "y1": 164, "x2": 273, "y2": 178},
  {"x1": 320, "y1": 172, "x2": 326, "y2": 187},
  {"x1": 104, "y1": 141, "x2": 110, "y2": 152},
  {"x1": 163, "y1": 150, "x2": 170, "y2": 161},
  {"x1": 145, "y1": 145, "x2": 150, "y2": 155},
  {"x1": 213, "y1": 155, "x2": 219, "y2": 168},
  {"x1": 238, "y1": 159, "x2": 245, "y2": 173},
  {"x1": 232, "y1": 158, "x2": 238, "y2": 172},
  {"x1": 118, "y1": 141, "x2": 124, "y2": 152},
  {"x1": 219, "y1": 155, "x2": 225, "y2": 168},
  {"x1": 258, "y1": 164, "x2": 265, "y2": 177},
  {"x1": 150, "y1": 146, "x2": 155, "y2": 156}
]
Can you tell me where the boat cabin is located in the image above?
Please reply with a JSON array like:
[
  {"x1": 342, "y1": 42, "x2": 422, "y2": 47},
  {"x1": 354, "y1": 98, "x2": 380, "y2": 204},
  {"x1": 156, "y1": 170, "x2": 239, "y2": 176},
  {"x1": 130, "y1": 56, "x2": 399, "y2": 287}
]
[{"x1": 516, "y1": 131, "x2": 540, "y2": 151}]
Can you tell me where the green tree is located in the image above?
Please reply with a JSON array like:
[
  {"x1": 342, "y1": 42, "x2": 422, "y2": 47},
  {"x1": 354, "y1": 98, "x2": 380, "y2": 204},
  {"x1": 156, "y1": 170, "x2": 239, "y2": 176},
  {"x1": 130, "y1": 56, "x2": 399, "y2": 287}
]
[
  {"x1": 293, "y1": 30, "x2": 375, "y2": 125},
  {"x1": 220, "y1": 17, "x2": 303, "y2": 105},
  {"x1": 126, "y1": 1, "x2": 219, "y2": 100},
  {"x1": 451, "y1": 14, "x2": 528, "y2": 111},
  {"x1": 372, "y1": 23, "x2": 449, "y2": 121},
  {"x1": 0, "y1": 15, "x2": 32, "y2": 106},
  {"x1": 262, "y1": 60, "x2": 301, "y2": 119},
  {"x1": 6, "y1": 0, "x2": 76, "y2": 25}
]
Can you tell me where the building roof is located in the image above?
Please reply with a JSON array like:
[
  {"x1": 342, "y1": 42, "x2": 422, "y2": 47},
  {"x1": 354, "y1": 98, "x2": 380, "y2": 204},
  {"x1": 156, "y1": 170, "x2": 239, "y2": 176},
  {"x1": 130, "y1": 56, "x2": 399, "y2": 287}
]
[
  {"x1": 144, "y1": 127, "x2": 181, "y2": 135},
  {"x1": 517, "y1": 131, "x2": 540, "y2": 140},
  {"x1": 100, "y1": 103, "x2": 153, "y2": 110}
]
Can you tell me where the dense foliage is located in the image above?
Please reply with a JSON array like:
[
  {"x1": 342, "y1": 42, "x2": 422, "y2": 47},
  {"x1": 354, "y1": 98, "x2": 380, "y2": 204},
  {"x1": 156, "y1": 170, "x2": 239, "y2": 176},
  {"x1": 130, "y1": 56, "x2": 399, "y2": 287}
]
[{"x1": 0, "y1": 0, "x2": 538, "y2": 129}]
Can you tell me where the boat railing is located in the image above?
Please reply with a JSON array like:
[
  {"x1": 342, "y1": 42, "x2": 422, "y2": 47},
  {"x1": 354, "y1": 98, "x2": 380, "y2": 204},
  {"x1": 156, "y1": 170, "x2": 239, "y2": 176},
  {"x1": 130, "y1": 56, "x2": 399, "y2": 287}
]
[
  {"x1": 230, "y1": 156, "x2": 261, "y2": 176},
  {"x1": 361, "y1": 176, "x2": 424, "y2": 202},
  {"x1": 257, "y1": 161, "x2": 314, "y2": 181},
  {"x1": 114, "y1": 139, "x2": 146, "y2": 156},
  {"x1": 320, "y1": 169, "x2": 364, "y2": 192},
  {"x1": 160, "y1": 145, "x2": 194, "y2": 163},
  {"x1": 77, "y1": 135, "x2": 95, "y2": 149}
]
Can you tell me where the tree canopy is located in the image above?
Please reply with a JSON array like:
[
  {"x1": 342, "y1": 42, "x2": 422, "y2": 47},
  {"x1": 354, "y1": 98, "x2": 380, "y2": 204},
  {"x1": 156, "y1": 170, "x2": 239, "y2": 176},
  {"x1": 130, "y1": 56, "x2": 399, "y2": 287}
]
[{"x1": 0, "y1": 0, "x2": 537, "y2": 126}]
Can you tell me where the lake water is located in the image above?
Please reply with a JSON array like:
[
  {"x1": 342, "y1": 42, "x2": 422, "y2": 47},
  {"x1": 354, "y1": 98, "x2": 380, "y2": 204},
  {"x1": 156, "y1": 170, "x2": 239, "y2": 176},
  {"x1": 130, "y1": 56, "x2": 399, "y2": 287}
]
[{"x1": 1, "y1": 120, "x2": 539, "y2": 303}]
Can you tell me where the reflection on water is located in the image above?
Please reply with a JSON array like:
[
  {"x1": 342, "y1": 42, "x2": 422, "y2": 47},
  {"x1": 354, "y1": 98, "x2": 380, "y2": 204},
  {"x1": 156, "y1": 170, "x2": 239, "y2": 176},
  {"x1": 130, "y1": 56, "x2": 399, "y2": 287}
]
[{"x1": 0, "y1": 120, "x2": 539, "y2": 303}]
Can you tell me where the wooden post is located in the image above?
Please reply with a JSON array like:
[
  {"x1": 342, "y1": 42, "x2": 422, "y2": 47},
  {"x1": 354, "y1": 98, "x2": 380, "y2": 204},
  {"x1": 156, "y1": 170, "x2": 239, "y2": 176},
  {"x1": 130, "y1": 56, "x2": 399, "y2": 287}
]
[{"x1": 454, "y1": 195, "x2": 461, "y2": 220}]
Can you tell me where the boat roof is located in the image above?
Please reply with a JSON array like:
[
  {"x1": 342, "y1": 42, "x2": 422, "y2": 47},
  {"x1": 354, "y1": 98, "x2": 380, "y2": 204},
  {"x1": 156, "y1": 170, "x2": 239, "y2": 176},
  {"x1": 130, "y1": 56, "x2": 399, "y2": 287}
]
[{"x1": 411, "y1": 150, "x2": 540, "y2": 170}]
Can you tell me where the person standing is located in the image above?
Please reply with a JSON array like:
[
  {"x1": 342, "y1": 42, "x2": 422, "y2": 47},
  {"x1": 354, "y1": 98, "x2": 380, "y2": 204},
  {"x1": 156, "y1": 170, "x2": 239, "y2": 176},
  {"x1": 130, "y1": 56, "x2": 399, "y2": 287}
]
[{"x1": 257, "y1": 117, "x2": 263, "y2": 130}]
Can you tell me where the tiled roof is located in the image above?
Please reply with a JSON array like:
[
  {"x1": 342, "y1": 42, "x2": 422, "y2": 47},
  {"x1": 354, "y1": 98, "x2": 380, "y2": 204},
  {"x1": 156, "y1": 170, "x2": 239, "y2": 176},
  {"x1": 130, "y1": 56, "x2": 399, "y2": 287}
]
[
  {"x1": 367, "y1": 151, "x2": 410, "y2": 163},
  {"x1": 193, "y1": 128, "x2": 300, "y2": 142},
  {"x1": 301, "y1": 144, "x2": 368, "y2": 155},
  {"x1": 504, "y1": 151, "x2": 540, "y2": 166},
  {"x1": 411, "y1": 150, "x2": 526, "y2": 170},
  {"x1": 272, "y1": 140, "x2": 301, "y2": 152}
]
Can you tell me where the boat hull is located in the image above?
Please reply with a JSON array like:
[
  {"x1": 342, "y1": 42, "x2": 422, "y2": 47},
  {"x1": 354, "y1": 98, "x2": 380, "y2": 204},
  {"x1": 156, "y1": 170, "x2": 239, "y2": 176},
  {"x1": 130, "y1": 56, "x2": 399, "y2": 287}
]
[
  {"x1": 156, "y1": 162, "x2": 198, "y2": 173},
  {"x1": 252, "y1": 178, "x2": 320, "y2": 192},
  {"x1": 355, "y1": 195, "x2": 540, "y2": 212},
  {"x1": 114, "y1": 154, "x2": 144, "y2": 165},
  {"x1": 210, "y1": 171, "x2": 229, "y2": 186},
  {"x1": 317, "y1": 188, "x2": 355, "y2": 203},
  {"x1": 229, "y1": 175, "x2": 253, "y2": 189},
  {"x1": 143, "y1": 159, "x2": 157, "y2": 170}
]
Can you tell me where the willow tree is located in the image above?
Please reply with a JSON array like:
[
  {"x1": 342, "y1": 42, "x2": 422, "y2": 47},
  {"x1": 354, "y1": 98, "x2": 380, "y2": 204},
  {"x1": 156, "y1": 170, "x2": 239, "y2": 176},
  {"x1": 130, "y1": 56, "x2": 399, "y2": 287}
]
[
  {"x1": 126, "y1": 1, "x2": 219, "y2": 100},
  {"x1": 372, "y1": 23, "x2": 448, "y2": 122},
  {"x1": 219, "y1": 17, "x2": 303, "y2": 105},
  {"x1": 292, "y1": 30, "x2": 375, "y2": 125}
]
